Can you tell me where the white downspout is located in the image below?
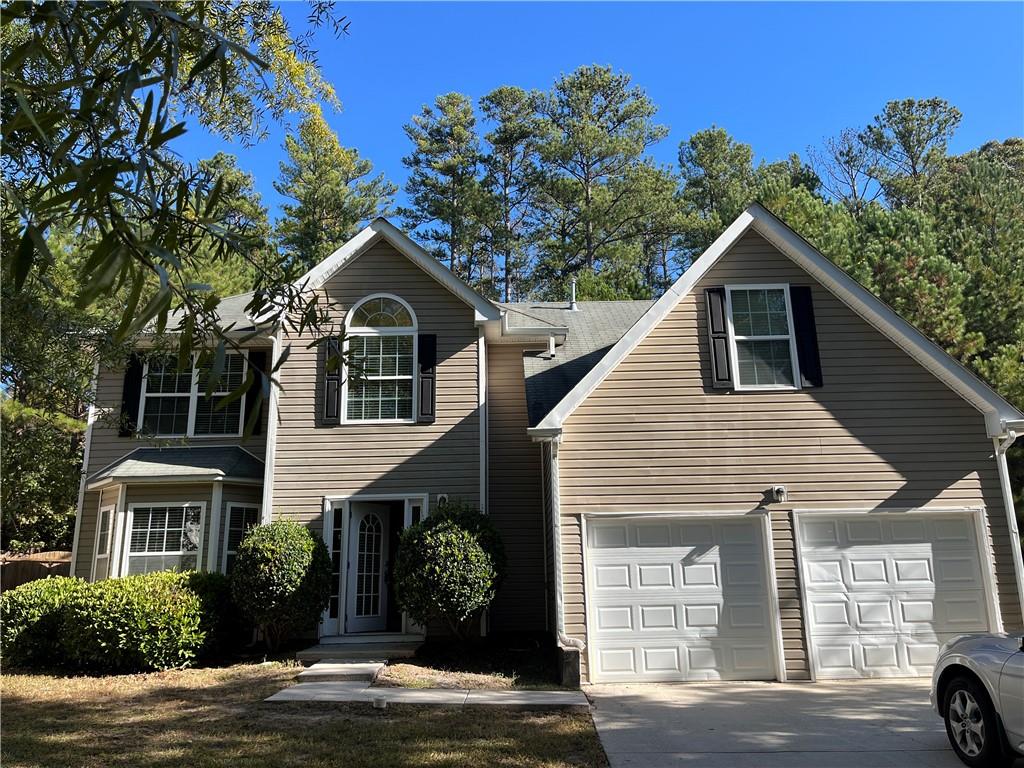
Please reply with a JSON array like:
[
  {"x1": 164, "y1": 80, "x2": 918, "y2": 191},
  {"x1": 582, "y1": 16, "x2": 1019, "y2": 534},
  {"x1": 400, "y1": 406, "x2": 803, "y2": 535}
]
[
  {"x1": 260, "y1": 329, "x2": 282, "y2": 523},
  {"x1": 994, "y1": 429, "x2": 1024, "y2": 623},
  {"x1": 548, "y1": 438, "x2": 585, "y2": 651}
]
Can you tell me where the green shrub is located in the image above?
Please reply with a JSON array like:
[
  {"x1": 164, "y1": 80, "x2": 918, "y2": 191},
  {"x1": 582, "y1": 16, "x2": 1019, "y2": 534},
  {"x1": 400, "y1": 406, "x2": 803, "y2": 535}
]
[
  {"x1": 394, "y1": 500, "x2": 505, "y2": 641},
  {"x1": 64, "y1": 571, "x2": 204, "y2": 671},
  {"x1": 230, "y1": 521, "x2": 331, "y2": 650},
  {"x1": 1, "y1": 576, "x2": 88, "y2": 667}
]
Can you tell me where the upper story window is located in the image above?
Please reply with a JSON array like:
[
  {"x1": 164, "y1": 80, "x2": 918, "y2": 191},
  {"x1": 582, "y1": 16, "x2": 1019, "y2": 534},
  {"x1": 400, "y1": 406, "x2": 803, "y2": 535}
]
[
  {"x1": 726, "y1": 286, "x2": 800, "y2": 390},
  {"x1": 344, "y1": 295, "x2": 417, "y2": 422},
  {"x1": 140, "y1": 352, "x2": 247, "y2": 437}
]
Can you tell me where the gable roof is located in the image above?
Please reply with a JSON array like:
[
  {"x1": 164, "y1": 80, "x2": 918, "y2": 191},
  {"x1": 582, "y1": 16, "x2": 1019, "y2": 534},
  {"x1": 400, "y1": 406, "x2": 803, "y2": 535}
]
[
  {"x1": 529, "y1": 203, "x2": 1022, "y2": 438},
  {"x1": 87, "y1": 446, "x2": 264, "y2": 489},
  {"x1": 508, "y1": 301, "x2": 655, "y2": 426},
  {"x1": 296, "y1": 218, "x2": 501, "y2": 323}
]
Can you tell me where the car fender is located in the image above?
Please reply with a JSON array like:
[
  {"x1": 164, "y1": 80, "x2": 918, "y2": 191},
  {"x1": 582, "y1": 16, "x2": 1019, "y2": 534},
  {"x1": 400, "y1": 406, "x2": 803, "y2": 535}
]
[{"x1": 932, "y1": 650, "x2": 1002, "y2": 715}]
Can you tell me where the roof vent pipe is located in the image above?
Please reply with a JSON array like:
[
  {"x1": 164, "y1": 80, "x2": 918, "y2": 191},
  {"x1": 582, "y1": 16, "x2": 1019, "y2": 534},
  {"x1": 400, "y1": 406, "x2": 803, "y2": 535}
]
[{"x1": 569, "y1": 277, "x2": 578, "y2": 311}]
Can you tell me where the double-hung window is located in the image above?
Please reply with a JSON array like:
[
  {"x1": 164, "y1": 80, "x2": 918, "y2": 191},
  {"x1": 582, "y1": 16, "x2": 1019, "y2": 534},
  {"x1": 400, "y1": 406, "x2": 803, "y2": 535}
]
[
  {"x1": 140, "y1": 352, "x2": 247, "y2": 437},
  {"x1": 92, "y1": 506, "x2": 115, "y2": 580},
  {"x1": 124, "y1": 503, "x2": 204, "y2": 574},
  {"x1": 726, "y1": 285, "x2": 800, "y2": 389},
  {"x1": 344, "y1": 295, "x2": 417, "y2": 422},
  {"x1": 222, "y1": 503, "x2": 260, "y2": 573}
]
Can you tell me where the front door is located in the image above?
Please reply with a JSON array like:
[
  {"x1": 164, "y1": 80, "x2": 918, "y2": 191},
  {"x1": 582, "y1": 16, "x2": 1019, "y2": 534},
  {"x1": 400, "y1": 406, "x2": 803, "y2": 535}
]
[{"x1": 345, "y1": 502, "x2": 391, "y2": 633}]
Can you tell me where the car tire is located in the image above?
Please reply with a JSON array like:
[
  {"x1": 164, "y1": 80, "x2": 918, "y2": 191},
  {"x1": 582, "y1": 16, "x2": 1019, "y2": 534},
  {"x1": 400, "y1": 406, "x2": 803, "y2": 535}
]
[{"x1": 942, "y1": 675, "x2": 1010, "y2": 768}]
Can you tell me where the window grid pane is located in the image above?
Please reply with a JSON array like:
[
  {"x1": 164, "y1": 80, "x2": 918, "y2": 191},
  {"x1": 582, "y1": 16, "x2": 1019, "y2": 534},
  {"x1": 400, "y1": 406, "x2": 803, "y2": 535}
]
[
  {"x1": 730, "y1": 288, "x2": 795, "y2": 387},
  {"x1": 736, "y1": 340, "x2": 795, "y2": 387},
  {"x1": 127, "y1": 505, "x2": 202, "y2": 573},
  {"x1": 141, "y1": 395, "x2": 190, "y2": 435},
  {"x1": 347, "y1": 333, "x2": 414, "y2": 420}
]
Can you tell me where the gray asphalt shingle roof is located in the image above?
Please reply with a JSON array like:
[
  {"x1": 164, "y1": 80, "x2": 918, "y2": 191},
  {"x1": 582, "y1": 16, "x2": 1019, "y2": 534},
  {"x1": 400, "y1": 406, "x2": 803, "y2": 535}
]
[
  {"x1": 505, "y1": 301, "x2": 655, "y2": 426},
  {"x1": 164, "y1": 291, "x2": 258, "y2": 332},
  {"x1": 88, "y1": 446, "x2": 264, "y2": 485}
]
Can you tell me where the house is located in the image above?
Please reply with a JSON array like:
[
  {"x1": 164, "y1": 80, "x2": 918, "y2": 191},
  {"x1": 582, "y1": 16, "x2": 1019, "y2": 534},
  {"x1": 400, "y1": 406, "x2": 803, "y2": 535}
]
[{"x1": 70, "y1": 204, "x2": 1024, "y2": 685}]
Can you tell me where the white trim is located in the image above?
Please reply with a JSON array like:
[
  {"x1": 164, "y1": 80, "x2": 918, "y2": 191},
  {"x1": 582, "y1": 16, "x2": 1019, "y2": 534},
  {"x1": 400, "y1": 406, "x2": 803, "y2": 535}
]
[
  {"x1": 342, "y1": 293, "x2": 418, "y2": 425},
  {"x1": 138, "y1": 350, "x2": 249, "y2": 439},
  {"x1": 261, "y1": 328, "x2": 282, "y2": 523},
  {"x1": 725, "y1": 283, "x2": 801, "y2": 391},
  {"x1": 478, "y1": 327, "x2": 488, "y2": 513},
  {"x1": 87, "y1": 474, "x2": 262, "y2": 491},
  {"x1": 71, "y1": 357, "x2": 101, "y2": 579},
  {"x1": 530, "y1": 204, "x2": 1022, "y2": 436},
  {"x1": 294, "y1": 218, "x2": 501, "y2": 324},
  {"x1": 207, "y1": 481, "x2": 223, "y2": 572},
  {"x1": 220, "y1": 501, "x2": 262, "y2": 574},
  {"x1": 994, "y1": 437, "x2": 1024, "y2": 621},
  {"x1": 120, "y1": 501, "x2": 207, "y2": 576},
  {"x1": 792, "y1": 506, "x2": 1001, "y2": 680},
  {"x1": 90, "y1": 503, "x2": 116, "y2": 582},
  {"x1": 109, "y1": 484, "x2": 128, "y2": 578}
]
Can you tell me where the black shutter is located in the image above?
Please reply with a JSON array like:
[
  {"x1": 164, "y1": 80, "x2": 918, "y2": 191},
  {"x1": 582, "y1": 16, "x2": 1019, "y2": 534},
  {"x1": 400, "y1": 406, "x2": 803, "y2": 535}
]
[
  {"x1": 244, "y1": 350, "x2": 267, "y2": 435},
  {"x1": 790, "y1": 286, "x2": 823, "y2": 388},
  {"x1": 417, "y1": 334, "x2": 437, "y2": 423},
  {"x1": 119, "y1": 353, "x2": 144, "y2": 436},
  {"x1": 318, "y1": 337, "x2": 341, "y2": 425},
  {"x1": 704, "y1": 288, "x2": 733, "y2": 389}
]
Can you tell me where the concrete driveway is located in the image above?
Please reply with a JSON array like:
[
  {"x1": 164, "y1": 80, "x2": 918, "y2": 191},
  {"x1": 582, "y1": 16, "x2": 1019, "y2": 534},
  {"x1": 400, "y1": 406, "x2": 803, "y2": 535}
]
[{"x1": 588, "y1": 679, "x2": 997, "y2": 767}]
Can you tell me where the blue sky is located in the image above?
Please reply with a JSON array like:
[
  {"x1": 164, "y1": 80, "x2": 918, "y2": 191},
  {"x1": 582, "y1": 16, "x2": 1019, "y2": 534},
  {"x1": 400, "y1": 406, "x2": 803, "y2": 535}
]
[{"x1": 175, "y1": 1, "x2": 1024, "y2": 221}]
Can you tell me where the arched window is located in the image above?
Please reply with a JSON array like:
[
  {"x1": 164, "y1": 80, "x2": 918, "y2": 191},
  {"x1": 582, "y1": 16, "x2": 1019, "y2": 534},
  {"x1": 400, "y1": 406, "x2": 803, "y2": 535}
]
[{"x1": 344, "y1": 294, "x2": 417, "y2": 421}]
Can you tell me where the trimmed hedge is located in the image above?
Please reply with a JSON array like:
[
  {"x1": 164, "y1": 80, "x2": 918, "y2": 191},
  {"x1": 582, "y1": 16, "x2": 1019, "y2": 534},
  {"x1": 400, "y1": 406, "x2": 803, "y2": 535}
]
[
  {"x1": 0, "y1": 571, "x2": 246, "y2": 672},
  {"x1": 230, "y1": 521, "x2": 331, "y2": 650},
  {"x1": 393, "y1": 500, "x2": 505, "y2": 640}
]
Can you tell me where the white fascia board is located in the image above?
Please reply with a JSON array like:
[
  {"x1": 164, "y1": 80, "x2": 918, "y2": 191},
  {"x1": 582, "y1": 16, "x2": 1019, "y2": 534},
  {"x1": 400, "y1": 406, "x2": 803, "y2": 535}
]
[
  {"x1": 293, "y1": 218, "x2": 501, "y2": 324},
  {"x1": 533, "y1": 203, "x2": 1022, "y2": 435},
  {"x1": 532, "y1": 210, "x2": 757, "y2": 431}
]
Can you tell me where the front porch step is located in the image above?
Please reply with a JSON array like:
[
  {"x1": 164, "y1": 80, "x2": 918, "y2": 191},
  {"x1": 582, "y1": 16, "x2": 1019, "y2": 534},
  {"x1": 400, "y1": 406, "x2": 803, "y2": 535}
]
[
  {"x1": 295, "y1": 641, "x2": 420, "y2": 665},
  {"x1": 296, "y1": 660, "x2": 385, "y2": 683}
]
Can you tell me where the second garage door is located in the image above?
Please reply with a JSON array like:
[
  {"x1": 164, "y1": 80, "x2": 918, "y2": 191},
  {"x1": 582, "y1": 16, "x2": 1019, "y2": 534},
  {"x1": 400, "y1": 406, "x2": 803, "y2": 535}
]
[
  {"x1": 585, "y1": 516, "x2": 777, "y2": 683},
  {"x1": 798, "y1": 512, "x2": 994, "y2": 679}
]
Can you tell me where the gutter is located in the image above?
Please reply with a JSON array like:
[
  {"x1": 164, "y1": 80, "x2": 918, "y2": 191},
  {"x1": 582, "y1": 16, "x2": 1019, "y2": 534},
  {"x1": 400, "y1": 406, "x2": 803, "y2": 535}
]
[
  {"x1": 545, "y1": 436, "x2": 585, "y2": 653},
  {"x1": 994, "y1": 420, "x2": 1024, "y2": 622}
]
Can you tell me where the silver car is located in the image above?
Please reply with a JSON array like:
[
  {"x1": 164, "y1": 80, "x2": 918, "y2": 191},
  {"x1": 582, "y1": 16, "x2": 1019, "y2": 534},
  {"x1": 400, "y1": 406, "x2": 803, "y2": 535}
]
[{"x1": 932, "y1": 633, "x2": 1024, "y2": 767}]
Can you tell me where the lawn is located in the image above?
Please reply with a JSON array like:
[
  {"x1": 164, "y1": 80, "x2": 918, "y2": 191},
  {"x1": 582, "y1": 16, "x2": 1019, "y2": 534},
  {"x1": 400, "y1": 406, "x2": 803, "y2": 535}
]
[{"x1": 1, "y1": 663, "x2": 606, "y2": 768}]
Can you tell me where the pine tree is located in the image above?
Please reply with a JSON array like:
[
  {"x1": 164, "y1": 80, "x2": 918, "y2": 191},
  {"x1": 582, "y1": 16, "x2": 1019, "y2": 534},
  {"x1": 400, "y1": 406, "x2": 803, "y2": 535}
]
[
  {"x1": 400, "y1": 93, "x2": 488, "y2": 284},
  {"x1": 274, "y1": 112, "x2": 395, "y2": 271}
]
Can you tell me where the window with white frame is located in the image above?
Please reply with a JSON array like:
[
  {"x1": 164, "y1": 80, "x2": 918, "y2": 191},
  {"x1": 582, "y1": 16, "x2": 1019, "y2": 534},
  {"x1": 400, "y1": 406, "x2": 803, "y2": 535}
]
[
  {"x1": 223, "y1": 503, "x2": 260, "y2": 573},
  {"x1": 93, "y1": 506, "x2": 114, "y2": 580},
  {"x1": 140, "y1": 352, "x2": 247, "y2": 436},
  {"x1": 124, "y1": 504, "x2": 204, "y2": 574},
  {"x1": 345, "y1": 295, "x2": 416, "y2": 421},
  {"x1": 726, "y1": 286, "x2": 800, "y2": 389}
]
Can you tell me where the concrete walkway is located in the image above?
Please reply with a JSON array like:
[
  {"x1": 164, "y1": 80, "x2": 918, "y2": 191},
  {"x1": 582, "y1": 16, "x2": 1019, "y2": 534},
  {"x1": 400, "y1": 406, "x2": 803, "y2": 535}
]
[
  {"x1": 265, "y1": 659, "x2": 589, "y2": 712},
  {"x1": 588, "y1": 679, "x2": 980, "y2": 768}
]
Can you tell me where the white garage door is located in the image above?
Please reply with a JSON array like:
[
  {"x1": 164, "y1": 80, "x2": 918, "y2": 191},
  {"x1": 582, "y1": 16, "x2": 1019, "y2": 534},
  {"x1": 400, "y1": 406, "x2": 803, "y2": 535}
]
[
  {"x1": 798, "y1": 513, "x2": 993, "y2": 679},
  {"x1": 585, "y1": 516, "x2": 777, "y2": 683}
]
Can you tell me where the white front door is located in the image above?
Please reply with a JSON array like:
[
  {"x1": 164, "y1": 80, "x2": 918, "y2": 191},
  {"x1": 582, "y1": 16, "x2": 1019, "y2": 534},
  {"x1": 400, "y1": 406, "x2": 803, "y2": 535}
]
[
  {"x1": 585, "y1": 516, "x2": 777, "y2": 683},
  {"x1": 798, "y1": 512, "x2": 992, "y2": 679},
  {"x1": 345, "y1": 502, "x2": 390, "y2": 634}
]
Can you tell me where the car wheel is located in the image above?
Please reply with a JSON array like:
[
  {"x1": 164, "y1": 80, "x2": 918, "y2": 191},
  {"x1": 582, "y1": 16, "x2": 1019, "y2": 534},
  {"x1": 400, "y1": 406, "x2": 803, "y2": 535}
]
[{"x1": 942, "y1": 675, "x2": 1008, "y2": 768}]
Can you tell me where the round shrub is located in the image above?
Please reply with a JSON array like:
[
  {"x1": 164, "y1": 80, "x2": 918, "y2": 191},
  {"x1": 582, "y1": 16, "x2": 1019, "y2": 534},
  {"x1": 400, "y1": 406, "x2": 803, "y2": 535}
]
[
  {"x1": 64, "y1": 571, "x2": 204, "y2": 671},
  {"x1": 1, "y1": 576, "x2": 88, "y2": 667},
  {"x1": 393, "y1": 500, "x2": 505, "y2": 641},
  {"x1": 229, "y1": 520, "x2": 331, "y2": 650}
]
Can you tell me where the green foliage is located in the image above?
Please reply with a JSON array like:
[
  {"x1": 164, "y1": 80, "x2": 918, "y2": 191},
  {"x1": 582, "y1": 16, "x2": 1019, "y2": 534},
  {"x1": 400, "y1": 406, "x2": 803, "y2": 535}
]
[
  {"x1": 185, "y1": 570, "x2": 251, "y2": 659},
  {"x1": 0, "y1": 576, "x2": 88, "y2": 667},
  {"x1": 230, "y1": 521, "x2": 331, "y2": 650},
  {"x1": 393, "y1": 500, "x2": 505, "y2": 640},
  {"x1": 0, "y1": 400, "x2": 84, "y2": 552},
  {"x1": 63, "y1": 571, "x2": 205, "y2": 672},
  {"x1": 275, "y1": 111, "x2": 395, "y2": 271}
]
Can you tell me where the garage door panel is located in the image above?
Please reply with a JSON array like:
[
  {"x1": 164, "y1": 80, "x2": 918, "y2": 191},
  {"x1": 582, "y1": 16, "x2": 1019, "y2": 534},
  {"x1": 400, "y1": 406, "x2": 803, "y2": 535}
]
[
  {"x1": 799, "y1": 513, "x2": 991, "y2": 679},
  {"x1": 586, "y1": 517, "x2": 776, "y2": 683}
]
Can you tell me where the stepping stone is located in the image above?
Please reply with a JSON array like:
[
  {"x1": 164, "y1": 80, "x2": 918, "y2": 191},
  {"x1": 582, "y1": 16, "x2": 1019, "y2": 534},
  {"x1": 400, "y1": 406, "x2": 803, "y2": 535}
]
[
  {"x1": 266, "y1": 681, "x2": 369, "y2": 702},
  {"x1": 296, "y1": 660, "x2": 385, "y2": 682}
]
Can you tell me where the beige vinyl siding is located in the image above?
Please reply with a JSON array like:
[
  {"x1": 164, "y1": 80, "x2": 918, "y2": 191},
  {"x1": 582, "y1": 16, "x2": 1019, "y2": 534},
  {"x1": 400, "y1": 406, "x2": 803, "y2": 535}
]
[
  {"x1": 559, "y1": 230, "x2": 1020, "y2": 681},
  {"x1": 271, "y1": 242, "x2": 481, "y2": 534},
  {"x1": 487, "y1": 345, "x2": 547, "y2": 631},
  {"x1": 74, "y1": 347, "x2": 270, "y2": 578}
]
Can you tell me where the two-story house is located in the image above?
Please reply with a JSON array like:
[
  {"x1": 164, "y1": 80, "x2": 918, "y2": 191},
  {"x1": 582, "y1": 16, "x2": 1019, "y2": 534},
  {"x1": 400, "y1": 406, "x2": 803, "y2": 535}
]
[{"x1": 70, "y1": 204, "x2": 1024, "y2": 685}]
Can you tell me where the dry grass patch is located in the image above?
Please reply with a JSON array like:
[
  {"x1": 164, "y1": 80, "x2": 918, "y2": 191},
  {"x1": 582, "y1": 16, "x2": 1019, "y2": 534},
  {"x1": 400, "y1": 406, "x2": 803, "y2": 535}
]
[{"x1": 1, "y1": 663, "x2": 606, "y2": 768}]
